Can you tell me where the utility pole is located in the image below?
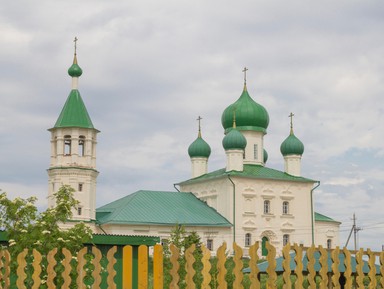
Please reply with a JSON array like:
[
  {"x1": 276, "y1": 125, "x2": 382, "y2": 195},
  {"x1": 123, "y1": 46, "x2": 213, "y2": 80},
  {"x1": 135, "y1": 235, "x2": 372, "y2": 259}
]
[{"x1": 345, "y1": 213, "x2": 362, "y2": 250}]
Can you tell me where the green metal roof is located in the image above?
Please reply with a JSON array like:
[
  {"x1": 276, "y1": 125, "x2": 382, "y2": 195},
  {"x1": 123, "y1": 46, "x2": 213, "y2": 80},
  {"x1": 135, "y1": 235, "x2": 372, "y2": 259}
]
[
  {"x1": 178, "y1": 164, "x2": 316, "y2": 185},
  {"x1": 88, "y1": 234, "x2": 159, "y2": 246},
  {"x1": 96, "y1": 190, "x2": 232, "y2": 227},
  {"x1": 315, "y1": 212, "x2": 341, "y2": 224},
  {"x1": 53, "y1": 89, "x2": 96, "y2": 129},
  {"x1": 280, "y1": 131, "x2": 304, "y2": 156}
]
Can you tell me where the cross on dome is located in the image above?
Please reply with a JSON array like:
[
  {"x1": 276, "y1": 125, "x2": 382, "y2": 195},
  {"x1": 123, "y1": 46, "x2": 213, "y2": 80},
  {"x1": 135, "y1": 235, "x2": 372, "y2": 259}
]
[
  {"x1": 197, "y1": 116, "x2": 202, "y2": 137},
  {"x1": 242, "y1": 67, "x2": 248, "y2": 85},
  {"x1": 289, "y1": 112, "x2": 295, "y2": 133}
]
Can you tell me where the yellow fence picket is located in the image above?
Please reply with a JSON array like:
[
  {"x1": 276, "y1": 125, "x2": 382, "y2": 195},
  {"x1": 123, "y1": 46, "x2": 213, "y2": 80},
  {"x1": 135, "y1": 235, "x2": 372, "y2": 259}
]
[
  {"x1": 318, "y1": 245, "x2": 327, "y2": 289},
  {"x1": 153, "y1": 244, "x2": 163, "y2": 289},
  {"x1": 16, "y1": 249, "x2": 27, "y2": 289},
  {"x1": 265, "y1": 241, "x2": 276, "y2": 289},
  {"x1": 31, "y1": 249, "x2": 42, "y2": 289},
  {"x1": 138, "y1": 245, "x2": 148, "y2": 289},
  {"x1": 293, "y1": 244, "x2": 303, "y2": 289},
  {"x1": 0, "y1": 249, "x2": 11, "y2": 289},
  {"x1": 200, "y1": 244, "x2": 211, "y2": 289},
  {"x1": 367, "y1": 249, "x2": 376, "y2": 289},
  {"x1": 123, "y1": 245, "x2": 133, "y2": 289},
  {"x1": 380, "y1": 251, "x2": 384, "y2": 289},
  {"x1": 107, "y1": 246, "x2": 117, "y2": 289},
  {"x1": 61, "y1": 248, "x2": 72, "y2": 289},
  {"x1": 46, "y1": 247, "x2": 57, "y2": 289},
  {"x1": 233, "y1": 242, "x2": 244, "y2": 289},
  {"x1": 342, "y1": 247, "x2": 352, "y2": 289},
  {"x1": 306, "y1": 245, "x2": 316, "y2": 289},
  {"x1": 331, "y1": 247, "x2": 340, "y2": 289},
  {"x1": 249, "y1": 242, "x2": 260, "y2": 289},
  {"x1": 92, "y1": 246, "x2": 103, "y2": 289},
  {"x1": 169, "y1": 244, "x2": 180, "y2": 289},
  {"x1": 185, "y1": 244, "x2": 195, "y2": 289},
  {"x1": 355, "y1": 248, "x2": 364, "y2": 288},
  {"x1": 76, "y1": 247, "x2": 87, "y2": 289},
  {"x1": 281, "y1": 243, "x2": 291, "y2": 289},
  {"x1": 216, "y1": 242, "x2": 227, "y2": 289}
]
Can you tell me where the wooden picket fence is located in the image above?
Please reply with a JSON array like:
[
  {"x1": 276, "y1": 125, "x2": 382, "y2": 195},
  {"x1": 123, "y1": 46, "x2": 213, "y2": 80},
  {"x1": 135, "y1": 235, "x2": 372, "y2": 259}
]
[{"x1": 1, "y1": 242, "x2": 384, "y2": 288}]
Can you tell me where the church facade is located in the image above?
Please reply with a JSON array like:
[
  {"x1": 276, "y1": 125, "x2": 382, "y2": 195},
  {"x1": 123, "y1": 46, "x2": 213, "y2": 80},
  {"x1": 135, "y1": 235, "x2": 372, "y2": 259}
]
[{"x1": 47, "y1": 48, "x2": 340, "y2": 254}]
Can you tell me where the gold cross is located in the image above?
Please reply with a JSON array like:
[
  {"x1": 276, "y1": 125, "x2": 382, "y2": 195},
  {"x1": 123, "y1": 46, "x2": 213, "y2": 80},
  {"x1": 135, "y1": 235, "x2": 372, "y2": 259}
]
[
  {"x1": 197, "y1": 116, "x2": 202, "y2": 137},
  {"x1": 74, "y1": 37, "x2": 78, "y2": 54},
  {"x1": 288, "y1": 112, "x2": 295, "y2": 130},
  {"x1": 242, "y1": 67, "x2": 248, "y2": 84}
]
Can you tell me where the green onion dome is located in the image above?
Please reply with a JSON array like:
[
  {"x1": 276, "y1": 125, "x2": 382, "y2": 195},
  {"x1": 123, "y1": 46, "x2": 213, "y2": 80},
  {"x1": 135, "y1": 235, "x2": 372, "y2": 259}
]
[
  {"x1": 68, "y1": 55, "x2": 83, "y2": 77},
  {"x1": 222, "y1": 128, "x2": 247, "y2": 150},
  {"x1": 188, "y1": 136, "x2": 211, "y2": 158},
  {"x1": 263, "y1": 149, "x2": 268, "y2": 163},
  {"x1": 221, "y1": 85, "x2": 269, "y2": 134},
  {"x1": 280, "y1": 131, "x2": 304, "y2": 156}
]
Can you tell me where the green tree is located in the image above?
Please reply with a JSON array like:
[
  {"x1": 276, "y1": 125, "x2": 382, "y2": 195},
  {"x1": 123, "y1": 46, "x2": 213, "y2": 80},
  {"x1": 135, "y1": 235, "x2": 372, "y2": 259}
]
[
  {"x1": 0, "y1": 185, "x2": 93, "y2": 288},
  {"x1": 163, "y1": 225, "x2": 203, "y2": 289}
]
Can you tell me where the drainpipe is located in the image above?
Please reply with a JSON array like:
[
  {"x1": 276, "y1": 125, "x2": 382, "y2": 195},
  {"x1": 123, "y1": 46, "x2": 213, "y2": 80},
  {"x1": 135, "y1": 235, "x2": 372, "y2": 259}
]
[
  {"x1": 311, "y1": 181, "x2": 320, "y2": 245},
  {"x1": 227, "y1": 174, "x2": 236, "y2": 245},
  {"x1": 96, "y1": 221, "x2": 108, "y2": 235}
]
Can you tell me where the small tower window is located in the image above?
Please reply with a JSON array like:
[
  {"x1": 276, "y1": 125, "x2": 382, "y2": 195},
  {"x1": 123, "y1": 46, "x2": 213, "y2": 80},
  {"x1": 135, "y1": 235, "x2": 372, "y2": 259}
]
[
  {"x1": 78, "y1": 183, "x2": 83, "y2": 192},
  {"x1": 245, "y1": 233, "x2": 252, "y2": 247},
  {"x1": 207, "y1": 239, "x2": 213, "y2": 251},
  {"x1": 282, "y1": 201, "x2": 289, "y2": 215},
  {"x1": 327, "y1": 239, "x2": 332, "y2": 249},
  {"x1": 77, "y1": 207, "x2": 82, "y2": 216},
  {"x1": 254, "y1": 144, "x2": 258, "y2": 160},
  {"x1": 78, "y1": 136, "x2": 85, "y2": 156},
  {"x1": 64, "y1": 135, "x2": 71, "y2": 155},
  {"x1": 283, "y1": 234, "x2": 290, "y2": 246},
  {"x1": 264, "y1": 200, "x2": 271, "y2": 214}
]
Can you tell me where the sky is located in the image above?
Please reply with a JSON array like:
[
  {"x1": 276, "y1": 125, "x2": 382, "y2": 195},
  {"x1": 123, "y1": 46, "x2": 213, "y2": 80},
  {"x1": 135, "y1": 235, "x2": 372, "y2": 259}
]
[{"x1": 0, "y1": 1, "x2": 383, "y2": 251}]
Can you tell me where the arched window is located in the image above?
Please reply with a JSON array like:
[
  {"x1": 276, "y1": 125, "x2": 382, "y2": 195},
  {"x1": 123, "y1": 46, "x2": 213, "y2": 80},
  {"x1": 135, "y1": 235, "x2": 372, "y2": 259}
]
[
  {"x1": 64, "y1": 135, "x2": 71, "y2": 155},
  {"x1": 264, "y1": 200, "x2": 270, "y2": 214},
  {"x1": 262, "y1": 236, "x2": 268, "y2": 256},
  {"x1": 78, "y1": 136, "x2": 85, "y2": 156},
  {"x1": 245, "y1": 233, "x2": 252, "y2": 247},
  {"x1": 282, "y1": 201, "x2": 289, "y2": 215},
  {"x1": 327, "y1": 239, "x2": 332, "y2": 249},
  {"x1": 283, "y1": 234, "x2": 290, "y2": 246}
]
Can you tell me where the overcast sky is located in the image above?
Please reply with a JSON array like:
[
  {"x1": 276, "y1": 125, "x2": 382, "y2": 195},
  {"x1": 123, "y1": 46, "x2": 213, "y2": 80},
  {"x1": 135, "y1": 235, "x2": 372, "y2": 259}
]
[{"x1": 0, "y1": 1, "x2": 383, "y2": 251}]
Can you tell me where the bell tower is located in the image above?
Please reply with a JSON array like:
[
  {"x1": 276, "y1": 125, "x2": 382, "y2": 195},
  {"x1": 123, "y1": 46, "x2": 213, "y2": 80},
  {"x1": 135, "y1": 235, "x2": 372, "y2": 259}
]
[{"x1": 47, "y1": 38, "x2": 99, "y2": 222}]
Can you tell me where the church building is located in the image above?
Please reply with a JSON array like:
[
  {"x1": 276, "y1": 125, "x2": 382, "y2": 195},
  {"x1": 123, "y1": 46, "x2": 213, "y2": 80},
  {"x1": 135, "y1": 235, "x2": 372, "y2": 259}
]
[{"x1": 47, "y1": 45, "x2": 340, "y2": 254}]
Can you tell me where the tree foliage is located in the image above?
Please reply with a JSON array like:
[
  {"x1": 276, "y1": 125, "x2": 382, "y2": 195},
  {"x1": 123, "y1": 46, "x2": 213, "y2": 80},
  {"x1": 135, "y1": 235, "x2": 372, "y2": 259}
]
[{"x1": 0, "y1": 185, "x2": 92, "y2": 257}]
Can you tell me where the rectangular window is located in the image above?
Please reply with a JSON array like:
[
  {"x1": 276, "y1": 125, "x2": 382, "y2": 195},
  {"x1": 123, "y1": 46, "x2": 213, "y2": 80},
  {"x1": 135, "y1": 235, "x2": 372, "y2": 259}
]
[
  {"x1": 78, "y1": 136, "x2": 85, "y2": 156},
  {"x1": 77, "y1": 207, "x2": 82, "y2": 216},
  {"x1": 64, "y1": 136, "x2": 71, "y2": 155},
  {"x1": 78, "y1": 183, "x2": 83, "y2": 192},
  {"x1": 207, "y1": 239, "x2": 213, "y2": 251},
  {"x1": 254, "y1": 144, "x2": 258, "y2": 160}
]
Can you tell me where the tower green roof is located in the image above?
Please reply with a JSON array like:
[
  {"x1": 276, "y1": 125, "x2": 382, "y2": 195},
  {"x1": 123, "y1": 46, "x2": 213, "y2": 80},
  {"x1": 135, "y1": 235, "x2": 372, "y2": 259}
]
[
  {"x1": 221, "y1": 85, "x2": 269, "y2": 134},
  {"x1": 222, "y1": 128, "x2": 247, "y2": 150},
  {"x1": 188, "y1": 136, "x2": 211, "y2": 158},
  {"x1": 53, "y1": 89, "x2": 95, "y2": 129},
  {"x1": 280, "y1": 130, "x2": 304, "y2": 156}
]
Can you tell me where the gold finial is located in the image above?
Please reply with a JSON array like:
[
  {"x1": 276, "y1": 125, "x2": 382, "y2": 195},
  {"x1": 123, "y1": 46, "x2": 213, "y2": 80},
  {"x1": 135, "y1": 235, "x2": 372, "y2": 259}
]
[
  {"x1": 288, "y1": 112, "x2": 294, "y2": 134},
  {"x1": 232, "y1": 110, "x2": 237, "y2": 129},
  {"x1": 197, "y1": 116, "x2": 202, "y2": 137}
]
